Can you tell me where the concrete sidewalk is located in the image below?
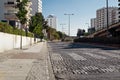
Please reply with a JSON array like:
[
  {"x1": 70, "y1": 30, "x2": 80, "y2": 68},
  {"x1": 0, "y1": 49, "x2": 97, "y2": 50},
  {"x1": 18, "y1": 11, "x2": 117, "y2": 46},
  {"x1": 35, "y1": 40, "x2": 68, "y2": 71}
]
[{"x1": 0, "y1": 42, "x2": 55, "y2": 80}]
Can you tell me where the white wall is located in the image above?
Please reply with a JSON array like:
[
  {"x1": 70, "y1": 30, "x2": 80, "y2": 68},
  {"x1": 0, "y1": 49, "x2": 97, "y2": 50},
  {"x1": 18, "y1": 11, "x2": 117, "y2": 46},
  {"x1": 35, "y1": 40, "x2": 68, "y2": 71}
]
[{"x1": 0, "y1": 32, "x2": 39, "y2": 52}]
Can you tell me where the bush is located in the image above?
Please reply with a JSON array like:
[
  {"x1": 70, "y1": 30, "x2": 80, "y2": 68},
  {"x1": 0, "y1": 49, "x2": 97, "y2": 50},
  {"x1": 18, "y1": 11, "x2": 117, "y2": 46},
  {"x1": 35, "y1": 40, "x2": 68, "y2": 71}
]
[
  {"x1": 0, "y1": 22, "x2": 13, "y2": 34},
  {"x1": 0, "y1": 22, "x2": 33, "y2": 37}
]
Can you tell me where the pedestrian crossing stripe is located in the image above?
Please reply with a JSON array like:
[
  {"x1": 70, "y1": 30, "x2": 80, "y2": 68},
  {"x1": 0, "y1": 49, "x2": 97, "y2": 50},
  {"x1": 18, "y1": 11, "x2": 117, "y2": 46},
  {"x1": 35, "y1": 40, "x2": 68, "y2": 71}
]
[
  {"x1": 82, "y1": 52, "x2": 106, "y2": 59},
  {"x1": 98, "y1": 51, "x2": 120, "y2": 59},
  {"x1": 51, "y1": 53, "x2": 63, "y2": 61},
  {"x1": 67, "y1": 53, "x2": 87, "y2": 61}
]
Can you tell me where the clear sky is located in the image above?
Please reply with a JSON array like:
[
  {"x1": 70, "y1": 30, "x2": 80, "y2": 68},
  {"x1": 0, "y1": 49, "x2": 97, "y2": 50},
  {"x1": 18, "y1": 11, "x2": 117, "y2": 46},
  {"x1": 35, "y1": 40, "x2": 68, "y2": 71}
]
[{"x1": 42, "y1": 0, "x2": 118, "y2": 36}]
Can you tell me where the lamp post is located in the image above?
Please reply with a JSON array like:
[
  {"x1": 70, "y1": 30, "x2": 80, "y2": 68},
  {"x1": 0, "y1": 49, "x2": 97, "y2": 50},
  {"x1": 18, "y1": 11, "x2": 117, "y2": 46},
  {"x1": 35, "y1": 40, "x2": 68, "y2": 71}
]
[
  {"x1": 64, "y1": 13, "x2": 74, "y2": 36},
  {"x1": 60, "y1": 24, "x2": 66, "y2": 39},
  {"x1": 86, "y1": 23, "x2": 90, "y2": 33},
  {"x1": 86, "y1": 23, "x2": 89, "y2": 28},
  {"x1": 60, "y1": 24, "x2": 66, "y2": 33},
  {"x1": 106, "y1": 0, "x2": 109, "y2": 36}
]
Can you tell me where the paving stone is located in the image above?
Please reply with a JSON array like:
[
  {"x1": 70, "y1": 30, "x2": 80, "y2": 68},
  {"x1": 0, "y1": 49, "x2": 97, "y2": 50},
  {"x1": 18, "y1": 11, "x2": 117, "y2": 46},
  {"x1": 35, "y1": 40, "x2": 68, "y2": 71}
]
[{"x1": 48, "y1": 42, "x2": 120, "y2": 80}]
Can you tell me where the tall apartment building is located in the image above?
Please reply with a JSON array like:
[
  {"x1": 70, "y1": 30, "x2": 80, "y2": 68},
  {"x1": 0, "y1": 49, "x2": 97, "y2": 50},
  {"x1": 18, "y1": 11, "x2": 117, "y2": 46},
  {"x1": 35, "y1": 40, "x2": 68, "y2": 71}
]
[
  {"x1": 30, "y1": 0, "x2": 42, "y2": 16},
  {"x1": 118, "y1": 0, "x2": 120, "y2": 22},
  {"x1": 0, "y1": 0, "x2": 32, "y2": 28},
  {"x1": 0, "y1": 0, "x2": 19, "y2": 27},
  {"x1": 46, "y1": 15, "x2": 57, "y2": 29},
  {"x1": 91, "y1": 18, "x2": 97, "y2": 28},
  {"x1": 25, "y1": 1, "x2": 32, "y2": 28},
  {"x1": 96, "y1": 7, "x2": 118, "y2": 31}
]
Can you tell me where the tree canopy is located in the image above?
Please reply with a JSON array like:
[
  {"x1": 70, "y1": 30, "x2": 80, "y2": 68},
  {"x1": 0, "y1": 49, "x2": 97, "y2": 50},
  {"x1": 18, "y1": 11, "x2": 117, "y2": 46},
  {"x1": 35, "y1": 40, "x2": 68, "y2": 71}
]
[
  {"x1": 77, "y1": 29, "x2": 85, "y2": 37},
  {"x1": 29, "y1": 13, "x2": 44, "y2": 39},
  {"x1": 16, "y1": 0, "x2": 28, "y2": 25},
  {"x1": 29, "y1": 12, "x2": 66, "y2": 40}
]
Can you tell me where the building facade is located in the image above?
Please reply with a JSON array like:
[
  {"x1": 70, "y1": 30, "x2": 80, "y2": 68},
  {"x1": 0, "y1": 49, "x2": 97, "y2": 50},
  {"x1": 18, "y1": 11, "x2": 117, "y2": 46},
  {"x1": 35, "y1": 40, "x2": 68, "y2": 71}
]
[
  {"x1": 0, "y1": 0, "x2": 19, "y2": 27},
  {"x1": 88, "y1": 18, "x2": 97, "y2": 33},
  {"x1": 0, "y1": 0, "x2": 32, "y2": 28},
  {"x1": 46, "y1": 15, "x2": 57, "y2": 29},
  {"x1": 96, "y1": 7, "x2": 118, "y2": 31},
  {"x1": 91, "y1": 18, "x2": 97, "y2": 28},
  {"x1": 30, "y1": 0, "x2": 42, "y2": 16},
  {"x1": 118, "y1": 0, "x2": 120, "y2": 22}
]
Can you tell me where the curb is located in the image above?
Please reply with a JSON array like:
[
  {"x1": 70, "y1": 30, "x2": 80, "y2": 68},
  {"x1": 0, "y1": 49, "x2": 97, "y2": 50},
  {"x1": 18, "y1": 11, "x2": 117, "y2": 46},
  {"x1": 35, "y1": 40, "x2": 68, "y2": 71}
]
[{"x1": 47, "y1": 43, "x2": 56, "y2": 80}]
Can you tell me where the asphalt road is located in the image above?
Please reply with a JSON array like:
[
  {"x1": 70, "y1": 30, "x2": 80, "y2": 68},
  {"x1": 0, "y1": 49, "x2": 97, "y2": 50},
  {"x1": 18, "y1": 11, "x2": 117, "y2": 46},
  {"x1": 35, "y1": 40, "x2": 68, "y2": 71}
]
[{"x1": 48, "y1": 42, "x2": 120, "y2": 80}]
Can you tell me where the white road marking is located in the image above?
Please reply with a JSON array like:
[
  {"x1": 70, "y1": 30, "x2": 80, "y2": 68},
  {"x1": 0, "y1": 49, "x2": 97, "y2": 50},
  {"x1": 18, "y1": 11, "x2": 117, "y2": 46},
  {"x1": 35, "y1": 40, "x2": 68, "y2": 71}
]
[
  {"x1": 67, "y1": 53, "x2": 87, "y2": 61},
  {"x1": 110, "y1": 50, "x2": 120, "y2": 54},
  {"x1": 98, "y1": 51, "x2": 120, "y2": 59},
  {"x1": 51, "y1": 53, "x2": 63, "y2": 61},
  {"x1": 83, "y1": 52, "x2": 106, "y2": 59}
]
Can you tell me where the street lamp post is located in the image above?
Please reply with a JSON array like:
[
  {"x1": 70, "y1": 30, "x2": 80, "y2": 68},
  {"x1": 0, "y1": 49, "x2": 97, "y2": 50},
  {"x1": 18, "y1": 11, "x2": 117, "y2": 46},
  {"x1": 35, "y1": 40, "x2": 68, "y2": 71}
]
[
  {"x1": 86, "y1": 23, "x2": 90, "y2": 33},
  {"x1": 106, "y1": 0, "x2": 109, "y2": 36},
  {"x1": 60, "y1": 24, "x2": 66, "y2": 33},
  {"x1": 60, "y1": 24, "x2": 66, "y2": 39},
  {"x1": 64, "y1": 13, "x2": 74, "y2": 36}
]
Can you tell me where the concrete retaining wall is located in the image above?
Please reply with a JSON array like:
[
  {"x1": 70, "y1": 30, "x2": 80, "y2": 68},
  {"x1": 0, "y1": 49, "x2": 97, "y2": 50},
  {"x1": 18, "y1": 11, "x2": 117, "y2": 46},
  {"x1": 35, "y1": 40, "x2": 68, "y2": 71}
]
[{"x1": 0, "y1": 32, "x2": 39, "y2": 52}]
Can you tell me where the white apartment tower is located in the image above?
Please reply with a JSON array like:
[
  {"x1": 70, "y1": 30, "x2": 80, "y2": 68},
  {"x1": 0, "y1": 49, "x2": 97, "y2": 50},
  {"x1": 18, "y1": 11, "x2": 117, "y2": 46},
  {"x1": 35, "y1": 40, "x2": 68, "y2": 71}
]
[
  {"x1": 118, "y1": 0, "x2": 120, "y2": 22},
  {"x1": 96, "y1": 7, "x2": 118, "y2": 31},
  {"x1": 91, "y1": 18, "x2": 97, "y2": 28},
  {"x1": 46, "y1": 15, "x2": 57, "y2": 29},
  {"x1": 0, "y1": 0, "x2": 32, "y2": 27},
  {"x1": 0, "y1": 0, "x2": 18, "y2": 27},
  {"x1": 30, "y1": 0, "x2": 42, "y2": 16}
]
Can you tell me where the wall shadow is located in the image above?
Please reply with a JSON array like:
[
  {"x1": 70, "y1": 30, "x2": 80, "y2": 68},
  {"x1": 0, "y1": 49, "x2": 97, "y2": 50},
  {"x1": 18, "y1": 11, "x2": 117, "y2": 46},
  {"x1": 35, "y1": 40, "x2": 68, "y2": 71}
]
[{"x1": 63, "y1": 43, "x2": 120, "y2": 50}]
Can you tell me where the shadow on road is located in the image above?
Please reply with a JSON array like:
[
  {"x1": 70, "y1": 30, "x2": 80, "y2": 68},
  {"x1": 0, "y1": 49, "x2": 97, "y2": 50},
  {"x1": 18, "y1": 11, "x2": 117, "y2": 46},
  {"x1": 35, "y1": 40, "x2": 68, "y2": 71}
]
[{"x1": 63, "y1": 43, "x2": 120, "y2": 50}]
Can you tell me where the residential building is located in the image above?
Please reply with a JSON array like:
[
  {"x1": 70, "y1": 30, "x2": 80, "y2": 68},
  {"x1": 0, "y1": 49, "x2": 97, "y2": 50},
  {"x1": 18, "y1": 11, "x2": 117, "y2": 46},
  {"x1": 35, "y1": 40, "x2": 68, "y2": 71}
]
[
  {"x1": 111, "y1": 9, "x2": 119, "y2": 24},
  {"x1": 25, "y1": 1, "x2": 32, "y2": 28},
  {"x1": 30, "y1": 0, "x2": 42, "y2": 16},
  {"x1": 0, "y1": 0, "x2": 32, "y2": 28},
  {"x1": 0, "y1": 0, "x2": 19, "y2": 27},
  {"x1": 118, "y1": 0, "x2": 120, "y2": 22},
  {"x1": 91, "y1": 18, "x2": 97, "y2": 29},
  {"x1": 87, "y1": 18, "x2": 96, "y2": 34},
  {"x1": 46, "y1": 15, "x2": 57, "y2": 29},
  {"x1": 96, "y1": 7, "x2": 118, "y2": 31}
]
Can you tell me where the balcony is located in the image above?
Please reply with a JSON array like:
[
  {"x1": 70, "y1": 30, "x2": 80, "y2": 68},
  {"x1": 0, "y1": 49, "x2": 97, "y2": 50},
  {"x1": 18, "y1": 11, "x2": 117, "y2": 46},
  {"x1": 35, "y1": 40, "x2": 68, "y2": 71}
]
[
  {"x1": 4, "y1": 13, "x2": 18, "y2": 20},
  {"x1": 4, "y1": 2, "x2": 17, "y2": 8}
]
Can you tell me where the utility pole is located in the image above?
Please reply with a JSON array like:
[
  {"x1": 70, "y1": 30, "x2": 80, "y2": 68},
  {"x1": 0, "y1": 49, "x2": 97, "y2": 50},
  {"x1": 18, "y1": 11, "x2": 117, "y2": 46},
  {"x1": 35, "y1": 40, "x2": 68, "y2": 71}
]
[
  {"x1": 106, "y1": 0, "x2": 109, "y2": 36},
  {"x1": 60, "y1": 24, "x2": 66, "y2": 33}
]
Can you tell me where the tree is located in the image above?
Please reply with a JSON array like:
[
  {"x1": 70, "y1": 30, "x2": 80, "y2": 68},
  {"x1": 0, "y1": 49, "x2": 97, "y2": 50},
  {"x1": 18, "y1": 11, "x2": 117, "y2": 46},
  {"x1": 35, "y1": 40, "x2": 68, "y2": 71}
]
[
  {"x1": 46, "y1": 27, "x2": 66, "y2": 40},
  {"x1": 16, "y1": 0, "x2": 28, "y2": 25},
  {"x1": 33, "y1": 24, "x2": 43, "y2": 41},
  {"x1": 42, "y1": 20, "x2": 49, "y2": 29},
  {"x1": 16, "y1": 0, "x2": 29, "y2": 49},
  {"x1": 29, "y1": 12, "x2": 45, "y2": 41},
  {"x1": 77, "y1": 29, "x2": 85, "y2": 37},
  {"x1": 29, "y1": 13, "x2": 44, "y2": 33},
  {"x1": 57, "y1": 31, "x2": 63, "y2": 39}
]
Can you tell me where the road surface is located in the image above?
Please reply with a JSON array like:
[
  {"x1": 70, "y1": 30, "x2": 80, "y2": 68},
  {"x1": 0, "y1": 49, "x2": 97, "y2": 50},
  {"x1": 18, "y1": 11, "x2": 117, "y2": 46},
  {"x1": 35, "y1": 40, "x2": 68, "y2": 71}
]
[{"x1": 48, "y1": 42, "x2": 120, "y2": 80}]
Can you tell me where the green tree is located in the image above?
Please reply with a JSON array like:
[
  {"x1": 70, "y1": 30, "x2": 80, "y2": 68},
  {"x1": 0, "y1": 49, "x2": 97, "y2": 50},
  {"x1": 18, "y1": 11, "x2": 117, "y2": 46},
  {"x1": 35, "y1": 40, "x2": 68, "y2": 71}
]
[
  {"x1": 46, "y1": 27, "x2": 63, "y2": 40},
  {"x1": 16, "y1": 0, "x2": 29, "y2": 49},
  {"x1": 29, "y1": 13, "x2": 44, "y2": 41},
  {"x1": 57, "y1": 31, "x2": 64, "y2": 39},
  {"x1": 77, "y1": 29, "x2": 85, "y2": 37},
  {"x1": 29, "y1": 13, "x2": 44, "y2": 33},
  {"x1": 33, "y1": 24, "x2": 43, "y2": 40},
  {"x1": 16, "y1": 0, "x2": 28, "y2": 25}
]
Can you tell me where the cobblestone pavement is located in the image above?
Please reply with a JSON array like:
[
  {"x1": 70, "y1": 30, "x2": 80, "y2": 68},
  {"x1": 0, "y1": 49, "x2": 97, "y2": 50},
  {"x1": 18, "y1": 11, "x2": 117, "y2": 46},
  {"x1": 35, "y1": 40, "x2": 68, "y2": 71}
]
[{"x1": 48, "y1": 42, "x2": 120, "y2": 80}]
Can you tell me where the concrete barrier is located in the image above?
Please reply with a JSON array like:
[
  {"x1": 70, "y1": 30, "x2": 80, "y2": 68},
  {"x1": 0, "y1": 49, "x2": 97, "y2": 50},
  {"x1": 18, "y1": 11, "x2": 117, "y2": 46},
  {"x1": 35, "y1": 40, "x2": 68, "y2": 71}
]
[{"x1": 0, "y1": 32, "x2": 39, "y2": 52}]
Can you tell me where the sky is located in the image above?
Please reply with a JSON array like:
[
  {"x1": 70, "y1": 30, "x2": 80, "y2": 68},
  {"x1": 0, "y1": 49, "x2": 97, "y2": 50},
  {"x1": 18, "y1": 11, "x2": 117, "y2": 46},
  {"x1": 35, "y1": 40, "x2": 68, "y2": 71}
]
[{"x1": 42, "y1": 0, "x2": 118, "y2": 36}]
